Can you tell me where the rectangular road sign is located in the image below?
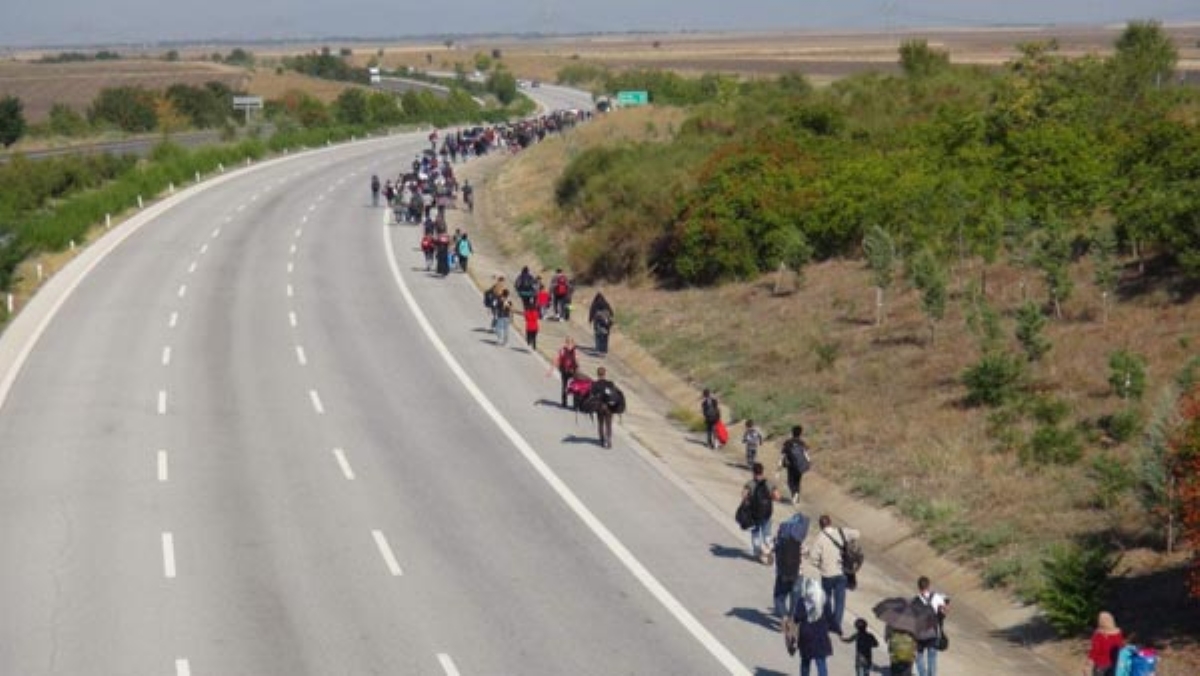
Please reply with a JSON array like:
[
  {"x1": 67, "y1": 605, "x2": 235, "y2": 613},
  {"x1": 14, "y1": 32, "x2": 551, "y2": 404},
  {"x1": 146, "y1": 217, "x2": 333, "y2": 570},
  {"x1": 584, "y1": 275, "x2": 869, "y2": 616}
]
[{"x1": 616, "y1": 90, "x2": 649, "y2": 106}]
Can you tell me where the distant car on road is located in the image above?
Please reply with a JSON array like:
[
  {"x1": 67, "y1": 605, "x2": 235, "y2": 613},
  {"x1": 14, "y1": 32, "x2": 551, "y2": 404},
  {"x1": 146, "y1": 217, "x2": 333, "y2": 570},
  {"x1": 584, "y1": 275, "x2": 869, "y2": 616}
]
[{"x1": 531, "y1": 80, "x2": 541, "y2": 88}]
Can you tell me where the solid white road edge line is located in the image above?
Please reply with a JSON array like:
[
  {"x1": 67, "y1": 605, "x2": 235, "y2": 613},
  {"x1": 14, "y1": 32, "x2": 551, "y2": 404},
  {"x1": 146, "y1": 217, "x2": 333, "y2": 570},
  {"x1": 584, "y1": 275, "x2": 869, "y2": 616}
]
[
  {"x1": 437, "y1": 653, "x2": 461, "y2": 676},
  {"x1": 162, "y1": 532, "x2": 177, "y2": 578},
  {"x1": 381, "y1": 221, "x2": 751, "y2": 675},
  {"x1": 371, "y1": 530, "x2": 402, "y2": 576}
]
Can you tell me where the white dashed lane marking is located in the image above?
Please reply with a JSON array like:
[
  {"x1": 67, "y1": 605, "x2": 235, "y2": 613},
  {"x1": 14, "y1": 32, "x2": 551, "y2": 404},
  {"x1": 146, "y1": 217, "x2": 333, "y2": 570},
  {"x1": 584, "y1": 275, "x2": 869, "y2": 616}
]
[
  {"x1": 177, "y1": 284, "x2": 187, "y2": 299},
  {"x1": 175, "y1": 658, "x2": 191, "y2": 676},
  {"x1": 157, "y1": 450, "x2": 168, "y2": 482},
  {"x1": 437, "y1": 654, "x2": 461, "y2": 676},
  {"x1": 295, "y1": 346, "x2": 307, "y2": 366},
  {"x1": 289, "y1": 311, "x2": 298, "y2": 328},
  {"x1": 371, "y1": 530, "x2": 402, "y2": 576},
  {"x1": 162, "y1": 346, "x2": 171, "y2": 366},
  {"x1": 169, "y1": 312, "x2": 179, "y2": 328},
  {"x1": 332, "y1": 448, "x2": 355, "y2": 480},
  {"x1": 157, "y1": 391, "x2": 167, "y2": 415},
  {"x1": 309, "y1": 390, "x2": 324, "y2": 414},
  {"x1": 162, "y1": 532, "x2": 177, "y2": 579},
  {"x1": 286, "y1": 284, "x2": 294, "y2": 298}
]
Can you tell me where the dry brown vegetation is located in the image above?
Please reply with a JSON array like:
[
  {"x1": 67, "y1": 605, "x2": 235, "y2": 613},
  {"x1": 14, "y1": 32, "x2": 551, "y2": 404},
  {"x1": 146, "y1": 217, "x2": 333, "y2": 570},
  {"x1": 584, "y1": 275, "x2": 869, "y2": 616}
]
[
  {"x1": 481, "y1": 101, "x2": 1200, "y2": 670},
  {"x1": 0, "y1": 59, "x2": 248, "y2": 122}
]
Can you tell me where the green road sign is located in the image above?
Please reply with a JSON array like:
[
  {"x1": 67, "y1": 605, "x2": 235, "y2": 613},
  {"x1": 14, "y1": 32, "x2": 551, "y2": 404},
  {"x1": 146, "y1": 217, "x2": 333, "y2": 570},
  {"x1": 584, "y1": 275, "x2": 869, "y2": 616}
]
[{"x1": 616, "y1": 90, "x2": 649, "y2": 106}]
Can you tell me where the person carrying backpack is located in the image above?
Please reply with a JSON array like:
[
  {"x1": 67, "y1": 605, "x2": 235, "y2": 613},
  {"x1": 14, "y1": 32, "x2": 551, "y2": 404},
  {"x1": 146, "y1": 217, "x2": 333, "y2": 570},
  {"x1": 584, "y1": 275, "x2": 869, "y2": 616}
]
[
  {"x1": 370, "y1": 174, "x2": 381, "y2": 206},
  {"x1": 455, "y1": 233, "x2": 472, "y2": 272},
  {"x1": 807, "y1": 514, "x2": 861, "y2": 637},
  {"x1": 547, "y1": 336, "x2": 580, "y2": 408},
  {"x1": 741, "y1": 462, "x2": 781, "y2": 564},
  {"x1": 551, "y1": 269, "x2": 571, "y2": 320},
  {"x1": 914, "y1": 576, "x2": 950, "y2": 676},
  {"x1": 773, "y1": 511, "x2": 811, "y2": 617},
  {"x1": 779, "y1": 424, "x2": 812, "y2": 504},
  {"x1": 588, "y1": 291, "x2": 614, "y2": 356},
  {"x1": 590, "y1": 367, "x2": 618, "y2": 448},
  {"x1": 514, "y1": 266, "x2": 537, "y2": 310}
]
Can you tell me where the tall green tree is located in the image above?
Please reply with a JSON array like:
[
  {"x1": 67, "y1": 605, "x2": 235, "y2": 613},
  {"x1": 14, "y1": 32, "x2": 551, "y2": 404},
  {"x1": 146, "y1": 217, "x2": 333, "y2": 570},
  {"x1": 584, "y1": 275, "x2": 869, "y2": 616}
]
[
  {"x1": 89, "y1": 86, "x2": 157, "y2": 132},
  {"x1": 1112, "y1": 20, "x2": 1177, "y2": 101},
  {"x1": 0, "y1": 95, "x2": 26, "y2": 148},
  {"x1": 899, "y1": 39, "x2": 950, "y2": 78},
  {"x1": 863, "y1": 224, "x2": 896, "y2": 326}
]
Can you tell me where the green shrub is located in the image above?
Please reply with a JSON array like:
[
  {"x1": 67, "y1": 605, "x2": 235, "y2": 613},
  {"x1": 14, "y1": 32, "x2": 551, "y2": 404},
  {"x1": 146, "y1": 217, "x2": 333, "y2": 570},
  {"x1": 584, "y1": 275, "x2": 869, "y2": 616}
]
[
  {"x1": 962, "y1": 352, "x2": 1025, "y2": 407},
  {"x1": 1100, "y1": 408, "x2": 1143, "y2": 443},
  {"x1": 1108, "y1": 349, "x2": 1147, "y2": 401},
  {"x1": 1089, "y1": 452, "x2": 1134, "y2": 508},
  {"x1": 1022, "y1": 424, "x2": 1083, "y2": 465},
  {"x1": 1038, "y1": 543, "x2": 1117, "y2": 635}
]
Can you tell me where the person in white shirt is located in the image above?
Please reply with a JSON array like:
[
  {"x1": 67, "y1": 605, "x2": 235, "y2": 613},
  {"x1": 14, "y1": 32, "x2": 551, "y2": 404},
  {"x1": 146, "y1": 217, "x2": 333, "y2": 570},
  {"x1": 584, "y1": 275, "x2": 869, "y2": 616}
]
[
  {"x1": 914, "y1": 576, "x2": 949, "y2": 676},
  {"x1": 806, "y1": 514, "x2": 860, "y2": 636}
]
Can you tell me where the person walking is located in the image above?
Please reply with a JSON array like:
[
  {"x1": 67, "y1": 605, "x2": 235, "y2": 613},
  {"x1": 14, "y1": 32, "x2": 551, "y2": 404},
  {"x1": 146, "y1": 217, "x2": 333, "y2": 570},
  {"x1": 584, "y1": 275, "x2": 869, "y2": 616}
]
[
  {"x1": 588, "y1": 291, "x2": 614, "y2": 356},
  {"x1": 743, "y1": 418, "x2": 763, "y2": 468},
  {"x1": 493, "y1": 289, "x2": 513, "y2": 347},
  {"x1": 462, "y1": 179, "x2": 474, "y2": 212},
  {"x1": 793, "y1": 578, "x2": 834, "y2": 676},
  {"x1": 551, "y1": 268, "x2": 570, "y2": 320},
  {"x1": 370, "y1": 174, "x2": 381, "y2": 206},
  {"x1": 914, "y1": 576, "x2": 950, "y2": 676},
  {"x1": 779, "y1": 424, "x2": 811, "y2": 504},
  {"x1": 807, "y1": 514, "x2": 860, "y2": 637},
  {"x1": 1083, "y1": 611, "x2": 1124, "y2": 676},
  {"x1": 456, "y1": 232, "x2": 472, "y2": 272},
  {"x1": 772, "y1": 511, "x2": 810, "y2": 618},
  {"x1": 741, "y1": 462, "x2": 781, "y2": 564},
  {"x1": 524, "y1": 304, "x2": 540, "y2": 351},
  {"x1": 548, "y1": 336, "x2": 580, "y2": 408},
  {"x1": 842, "y1": 618, "x2": 880, "y2": 676},
  {"x1": 887, "y1": 627, "x2": 917, "y2": 676},
  {"x1": 701, "y1": 388, "x2": 721, "y2": 449},
  {"x1": 591, "y1": 366, "x2": 615, "y2": 448}
]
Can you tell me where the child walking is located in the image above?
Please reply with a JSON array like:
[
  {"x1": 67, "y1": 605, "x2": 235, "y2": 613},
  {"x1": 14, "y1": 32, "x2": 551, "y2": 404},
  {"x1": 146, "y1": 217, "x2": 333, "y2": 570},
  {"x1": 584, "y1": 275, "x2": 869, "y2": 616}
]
[
  {"x1": 524, "y1": 305, "x2": 540, "y2": 350},
  {"x1": 742, "y1": 419, "x2": 763, "y2": 469},
  {"x1": 842, "y1": 618, "x2": 879, "y2": 676}
]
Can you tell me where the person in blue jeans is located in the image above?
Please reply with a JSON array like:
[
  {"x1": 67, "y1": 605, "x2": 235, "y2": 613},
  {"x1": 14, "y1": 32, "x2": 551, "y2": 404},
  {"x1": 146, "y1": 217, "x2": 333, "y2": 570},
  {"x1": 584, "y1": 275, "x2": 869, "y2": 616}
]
[
  {"x1": 493, "y1": 290, "x2": 513, "y2": 347},
  {"x1": 807, "y1": 514, "x2": 860, "y2": 636},
  {"x1": 741, "y1": 463, "x2": 780, "y2": 564},
  {"x1": 914, "y1": 576, "x2": 948, "y2": 676}
]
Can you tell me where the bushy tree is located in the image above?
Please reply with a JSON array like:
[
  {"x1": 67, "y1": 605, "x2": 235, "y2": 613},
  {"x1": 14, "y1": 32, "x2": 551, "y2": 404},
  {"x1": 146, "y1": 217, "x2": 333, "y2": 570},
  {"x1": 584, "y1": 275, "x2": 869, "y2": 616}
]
[
  {"x1": 863, "y1": 224, "x2": 896, "y2": 325},
  {"x1": 1108, "y1": 349, "x2": 1147, "y2": 401},
  {"x1": 1170, "y1": 386, "x2": 1200, "y2": 596},
  {"x1": 89, "y1": 86, "x2": 157, "y2": 132},
  {"x1": 909, "y1": 248, "x2": 947, "y2": 344},
  {"x1": 48, "y1": 103, "x2": 88, "y2": 136},
  {"x1": 485, "y1": 69, "x2": 518, "y2": 105},
  {"x1": 1038, "y1": 543, "x2": 1117, "y2": 635},
  {"x1": 333, "y1": 88, "x2": 368, "y2": 125},
  {"x1": 1112, "y1": 20, "x2": 1177, "y2": 101},
  {"x1": 899, "y1": 39, "x2": 950, "y2": 78},
  {"x1": 0, "y1": 95, "x2": 26, "y2": 147},
  {"x1": 1015, "y1": 301, "x2": 1051, "y2": 362}
]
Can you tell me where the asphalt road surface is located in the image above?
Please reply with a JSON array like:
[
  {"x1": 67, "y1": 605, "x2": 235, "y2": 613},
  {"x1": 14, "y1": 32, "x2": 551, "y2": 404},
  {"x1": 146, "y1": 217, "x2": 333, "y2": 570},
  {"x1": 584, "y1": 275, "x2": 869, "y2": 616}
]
[
  {"x1": 0, "y1": 104, "x2": 796, "y2": 675},
  {"x1": 0, "y1": 85, "x2": 1063, "y2": 675}
]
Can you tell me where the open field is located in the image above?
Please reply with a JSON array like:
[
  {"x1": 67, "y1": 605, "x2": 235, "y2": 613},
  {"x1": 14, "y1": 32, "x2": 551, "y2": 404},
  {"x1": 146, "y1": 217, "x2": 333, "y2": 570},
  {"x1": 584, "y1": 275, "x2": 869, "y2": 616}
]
[{"x1": 0, "y1": 59, "x2": 248, "y2": 122}]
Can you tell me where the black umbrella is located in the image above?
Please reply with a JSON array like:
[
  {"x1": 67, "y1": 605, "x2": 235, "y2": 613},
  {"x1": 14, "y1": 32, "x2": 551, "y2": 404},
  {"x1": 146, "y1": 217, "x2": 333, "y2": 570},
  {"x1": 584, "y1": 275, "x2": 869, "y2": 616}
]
[{"x1": 872, "y1": 597, "x2": 939, "y2": 640}]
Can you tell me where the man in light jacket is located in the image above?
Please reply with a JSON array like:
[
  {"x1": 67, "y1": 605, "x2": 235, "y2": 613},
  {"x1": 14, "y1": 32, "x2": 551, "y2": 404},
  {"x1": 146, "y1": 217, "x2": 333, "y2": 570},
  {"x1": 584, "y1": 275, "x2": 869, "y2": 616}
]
[{"x1": 806, "y1": 514, "x2": 860, "y2": 637}]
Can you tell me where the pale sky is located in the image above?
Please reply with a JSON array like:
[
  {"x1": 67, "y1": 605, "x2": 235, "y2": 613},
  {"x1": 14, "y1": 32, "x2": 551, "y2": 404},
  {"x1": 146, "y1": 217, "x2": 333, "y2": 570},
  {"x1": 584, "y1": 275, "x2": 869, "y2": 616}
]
[{"x1": 1, "y1": 0, "x2": 1198, "y2": 48}]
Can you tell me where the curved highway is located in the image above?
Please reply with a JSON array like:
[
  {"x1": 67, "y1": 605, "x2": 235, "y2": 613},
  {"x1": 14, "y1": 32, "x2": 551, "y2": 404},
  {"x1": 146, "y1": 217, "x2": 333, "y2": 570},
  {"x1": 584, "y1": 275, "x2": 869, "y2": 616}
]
[{"x1": 0, "y1": 88, "x2": 811, "y2": 675}]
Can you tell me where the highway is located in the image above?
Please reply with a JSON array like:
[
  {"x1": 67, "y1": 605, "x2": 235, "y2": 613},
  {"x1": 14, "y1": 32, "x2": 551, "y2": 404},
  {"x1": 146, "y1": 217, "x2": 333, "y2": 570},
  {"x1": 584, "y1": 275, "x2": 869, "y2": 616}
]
[{"x1": 0, "y1": 88, "x2": 806, "y2": 675}]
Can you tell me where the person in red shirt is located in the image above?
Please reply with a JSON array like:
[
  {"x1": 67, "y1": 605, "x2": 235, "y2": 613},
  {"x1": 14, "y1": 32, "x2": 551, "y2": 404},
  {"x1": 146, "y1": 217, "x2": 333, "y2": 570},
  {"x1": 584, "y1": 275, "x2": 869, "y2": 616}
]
[
  {"x1": 524, "y1": 306, "x2": 540, "y2": 351},
  {"x1": 1085, "y1": 611, "x2": 1124, "y2": 676},
  {"x1": 535, "y1": 277, "x2": 552, "y2": 319}
]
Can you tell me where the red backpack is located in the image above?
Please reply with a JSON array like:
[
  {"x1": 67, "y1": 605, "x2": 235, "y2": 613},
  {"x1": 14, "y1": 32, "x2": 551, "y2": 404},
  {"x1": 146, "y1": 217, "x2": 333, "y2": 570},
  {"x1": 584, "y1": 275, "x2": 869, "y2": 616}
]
[{"x1": 554, "y1": 274, "x2": 569, "y2": 297}]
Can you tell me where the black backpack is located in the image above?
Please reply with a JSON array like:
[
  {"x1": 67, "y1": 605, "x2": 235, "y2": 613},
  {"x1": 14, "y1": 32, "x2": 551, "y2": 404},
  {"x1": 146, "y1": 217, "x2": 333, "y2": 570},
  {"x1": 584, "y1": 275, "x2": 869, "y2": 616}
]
[
  {"x1": 775, "y1": 536, "x2": 803, "y2": 581},
  {"x1": 602, "y1": 383, "x2": 626, "y2": 414},
  {"x1": 750, "y1": 480, "x2": 773, "y2": 522},
  {"x1": 783, "y1": 439, "x2": 811, "y2": 473}
]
